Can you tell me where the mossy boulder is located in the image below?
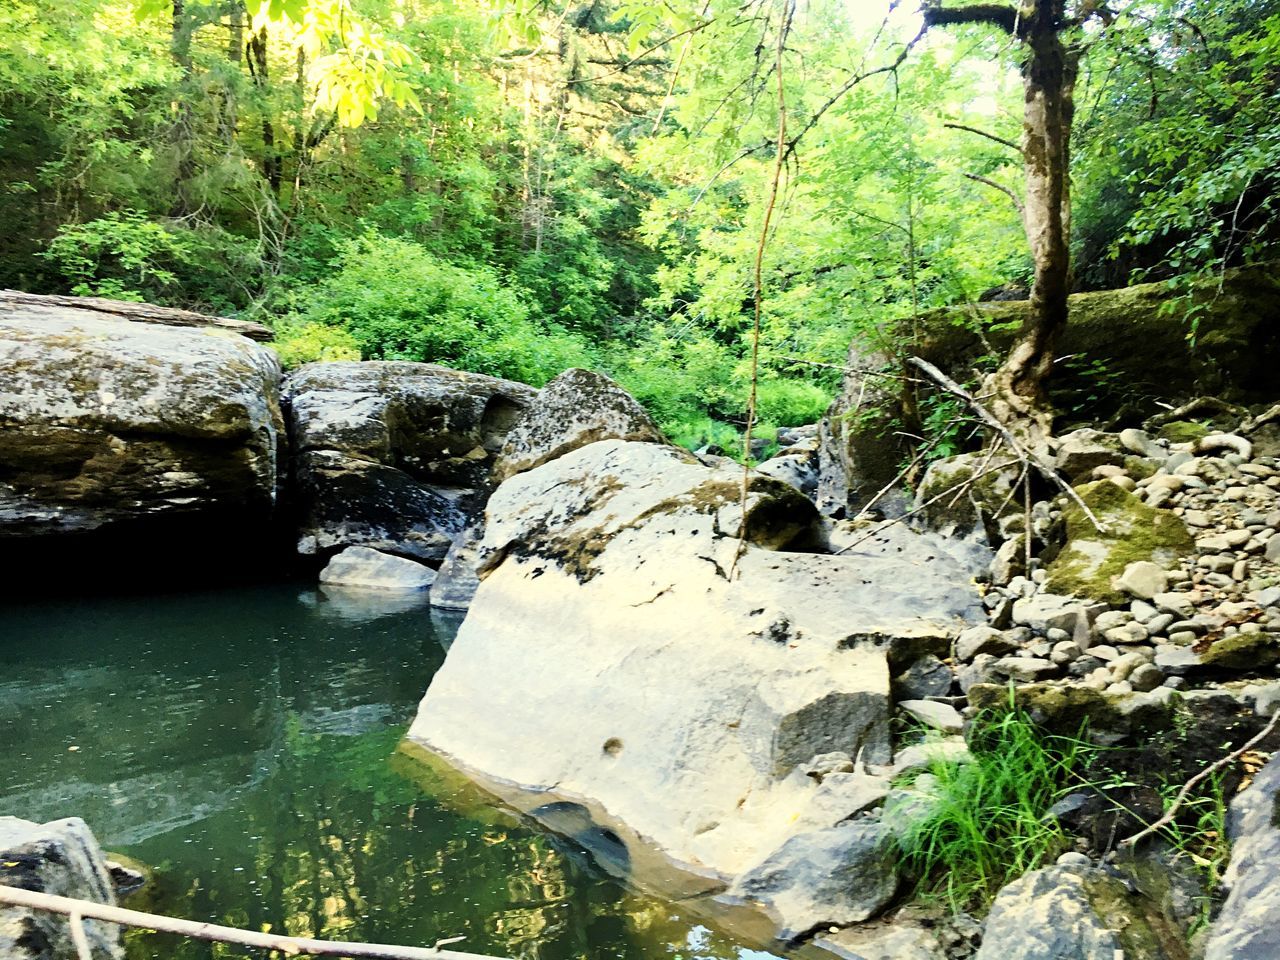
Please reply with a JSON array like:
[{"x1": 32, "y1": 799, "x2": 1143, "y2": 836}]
[
  {"x1": 967, "y1": 682, "x2": 1175, "y2": 738},
  {"x1": 1199, "y1": 631, "x2": 1280, "y2": 671},
  {"x1": 913, "y1": 451, "x2": 1021, "y2": 538},
  {"x1": 914, "y1": 263, "x2": 1280, "y2": 420},
  {"x1": 1044, "y1": 481, "x2": 1194, "y2": 604}
]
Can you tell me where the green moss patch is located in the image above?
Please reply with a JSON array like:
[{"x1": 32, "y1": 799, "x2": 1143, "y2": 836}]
[{"x1": 1044, "y1": 481, "x2": 1194, "y2": 604}]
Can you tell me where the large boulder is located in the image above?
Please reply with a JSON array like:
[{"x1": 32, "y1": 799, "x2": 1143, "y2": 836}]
[
  {"x1": 1044, "y1": 481, "x2": 1194, "y2": 604},
  {"x1": 915, "y1": 263, "x2": 1280, "y2": 415},
  {"x1": 408, "y1": 438, "x2": 984, "y2": 938},
  {"x1": 284, "y1": 362, "x2": 535, "y2": 562},
  {"x1": 0, "y1": 295, "x2": 282, "y2": 536},
  {"x1": 491, "y1": 368, "x2": 664, "y2": 483},
  {"x1": 318, "y1": 545, "x2": 435, "y2": 591},
  {"x1": 0, "y1": 816, "x2": 123, "y2": 959},
  {"x1": 974, "y1": 863, "x2": 1184, "y2": 960},
  {"x1": 816, "y1": 341, "x2": 908, "y2": 519},
  {"x1": 1204, "y1": 750, "x2": 1280, "y2": 959}
]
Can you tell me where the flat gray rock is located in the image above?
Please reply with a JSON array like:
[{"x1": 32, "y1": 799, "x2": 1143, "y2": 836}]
[{"x1": 318, "y1": 545, "x2": 435, "y2": 591}]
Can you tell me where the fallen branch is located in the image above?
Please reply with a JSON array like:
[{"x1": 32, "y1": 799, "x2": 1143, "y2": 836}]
[
  {"x1": 0, "y1": 885, "x2": 508, "y2": 960},
  {"x1": 1239, "y1": 402, "x2": 1280, "y2": 435},
  {"x1": 1121, "y1": 708, "x2": 1280, "y2": 849},
  {"x1": 906, "y1": 356, "x2": 1107, "y2": 533},
  {"x1": 1143, "y1": 396, "x2": 1247, "y2": 431}
]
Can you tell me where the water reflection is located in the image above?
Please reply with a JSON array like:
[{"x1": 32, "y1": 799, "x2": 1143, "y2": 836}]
[{"x1": 0, "y1": 586, "x2": 781, "y2": 960}]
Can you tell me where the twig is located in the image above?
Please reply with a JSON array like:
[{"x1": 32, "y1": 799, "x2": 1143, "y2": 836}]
[
  {"x1": 964, "y1": 173, "x2": 1024, "y2": 214},
  {"x1": 0, "y1": 886, "x2": 507, "y2": 960},
  {"x1": 906, "y1": 356, "x2": 1107, "y2": 533},
  {"x1": 69, "y1": 910, "x2": 92, "y2": 960},
  {"x1": 944, "y1": 121, "x2": 1021, "y2": 153},
  {"x1": 1122, "y1": 708, "x2": 1280, "y2": 849}
]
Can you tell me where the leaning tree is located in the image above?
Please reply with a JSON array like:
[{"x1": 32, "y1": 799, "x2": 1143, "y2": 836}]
[{"x1": 922, "y1": 0, "x2": 1114, "y2": 446}]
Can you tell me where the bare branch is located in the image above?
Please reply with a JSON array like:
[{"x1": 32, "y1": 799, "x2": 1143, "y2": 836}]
[
  {"x1": 567, "y1": 20, "x2": 714, "y2": 84},
  {"x1": 1122, "y1": 708, "x2": 1280, "y2": 849},
  {"x1": 0, "y1": 885, "x2": 507, "y2": 960},
  {"x1": 944, "y1": 121, "x2": 1021, "y2": 153},
  {"x1": 964, "y1": 172, "x2": 1025, "y2": 213},
  {"x1": 906, "y1": 356, "x2": 1108, "y2": 532}
]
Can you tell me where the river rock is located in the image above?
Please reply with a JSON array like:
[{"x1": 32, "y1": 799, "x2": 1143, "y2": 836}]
[
  {"x1": 491, "y1": 368, "x2": 664, "y2": 483},
  {"x1": 974, "y1": 863, "x2": 1181, "y2": 960},
  {"x1": 285, "y1": 361, "x2": 535, "y2": 562},
  {"x1": 816, "y1": 340, "x2": 910, "y2": 519},
  {"x1": 318, "y1": 545, "x2": 435, "y2": 591},
  {"x1": 912, "y1": 450, "x2": 1021, "y2": 538},
  {"x1": 0, "y1": 816, "x2": 123, "y2": 959},
  {"x1": 409, "y1": 438, "x2": 983, "y2": 936},
  {"x1": 729, "y1": 820, "x2": 898, "y2": 942},
  {"x1": 0, "y1": 296, "x2": 282, "y2": 536},
  {"x1": 814, "y1": 922, "x2": 947, "y2": 960},
  {"x1": 757, "y1": 441, "x2": 821, "y2": 500},
  {"x1": 426, "y1": 524, "x2": 484, "y2": 610},
  {"x1": 1205, "y1": 749, "x2": 1280, "y2": 958}
]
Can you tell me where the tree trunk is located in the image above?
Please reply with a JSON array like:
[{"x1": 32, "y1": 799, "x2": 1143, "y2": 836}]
[
  {"x1": 170, "y1": 0, "x2": 196, "y2": 217},
  {"x1": 987, "y1": 0, "x2": 1079, "y2": 445},
  {"x1": 248, "y1": 25, "x2": 281, "y2": 196}
]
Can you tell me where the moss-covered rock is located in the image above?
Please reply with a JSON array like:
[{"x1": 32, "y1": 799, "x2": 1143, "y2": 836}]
[
  {"x1": 1156, "y1": 420, "x2": 1211, "y2": 445},
  {"x1": 1199, "y1": 631, "x2": 1280, "y2": 671},
  {"x1": 912, "y1": 451, "x2": 1021, "y2": 538},
  {"x1": 1044, "y1": 481, "x2": 1194, "y2": 604},
  {"x1": 914, "y1": 263, "x2": 1280, "y2": 421}
]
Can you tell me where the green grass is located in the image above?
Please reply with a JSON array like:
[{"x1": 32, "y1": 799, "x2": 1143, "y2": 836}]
[{"x1": 893, "y1": 708, "x2": 1098, "y2": 912}]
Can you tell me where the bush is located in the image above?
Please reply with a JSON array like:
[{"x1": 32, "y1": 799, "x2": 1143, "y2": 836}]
[
  {"x1": 295, "y1": 232, "x2": 595, "y2": 385},
  {"x1": 894, "y1": 708, "x2": 1096, "y2": 911},
  {"x1": 272, "y1": 322, "x2": 362, "y2": 368},
  {"x1": 43, "y1": 212, "x2": 263, "y2": 312}
]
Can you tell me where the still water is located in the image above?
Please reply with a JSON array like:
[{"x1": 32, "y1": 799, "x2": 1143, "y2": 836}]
[{"x1": 0, "y1": 585, "x2": 778, "y2": 960}]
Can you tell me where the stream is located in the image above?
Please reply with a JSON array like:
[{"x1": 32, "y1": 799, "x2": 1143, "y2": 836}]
[{"x1": 0, "y1": 584, "x2": 779, "y2": 960}]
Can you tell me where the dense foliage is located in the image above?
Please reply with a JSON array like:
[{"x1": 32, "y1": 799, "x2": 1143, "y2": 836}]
[{"x1": 3, "y1": 0, "x2": 1278, "y2": 445}]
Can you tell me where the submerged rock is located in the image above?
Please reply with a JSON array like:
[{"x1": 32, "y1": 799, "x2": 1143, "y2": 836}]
[
  {"x1": 284, "y1": 361, "x2": 535, "y2": 562},
  {"x1": 975, "y1": 863, "x2": 1184, "y2": 960},
  {"x1": 318, "y1": 545, "x2": 435, "y2": 591},
  {"x1": 409, "y1": 438, "x2": 982, "y2": 938},
  {"x1": 0, "y1": 297, "x2": 282, "y2": 536},
  {"x1": 0, "y1": 816, "x2": 123, "y2": 959}
]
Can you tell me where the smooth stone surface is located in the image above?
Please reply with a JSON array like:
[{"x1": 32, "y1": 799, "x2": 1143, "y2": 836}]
[
  {"x1": 1205, "y1": 743, "x2": 1280, "y2": 958},
  {"x1": 898, "y1": 700, "x2": 964, "y2": 734},
  {"x1": 411, "y1": 439, "x2": 983, "y2": 938},
  {"x1": 319, "y1": 546, "x2": 435, "y2": 591},
  {"x1": 0, "y1": 303, "x2": 282, "y2": 535}
]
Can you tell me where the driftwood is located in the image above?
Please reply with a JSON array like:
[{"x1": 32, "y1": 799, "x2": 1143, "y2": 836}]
[
  {"x1": 0, "y1": 290, "x2": 272, "y2": 341},
  {"x1": 1121, "y1": 707, "x2": 1280, "y2": 849},
  {"x1": 1143, "y1": 396, "x2": 1247, "y2": 431},
  {"x1": 0, "y1": 885, "x2": 509, "y2": 960},
  {"x1": 906, "y1": 356, "x2": 1107, "y2": 532}
]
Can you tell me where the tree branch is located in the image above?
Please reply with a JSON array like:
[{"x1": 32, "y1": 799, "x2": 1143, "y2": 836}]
[
  {"x1": 0, "y1": 886, "x2": 507, "y2": 960},
  {"x1": 944, "y1": 121, "x2": 1021, "y2": 153},
  {"x1": 921, "y1": 2, "x2": 1019, "y2": 34},
  {"x1": 964, "y1": 172, "x2": 1024, "y2": 213},
  {"x1": 1122, "y1": 708, "x2": 1280, "y2": 849}
]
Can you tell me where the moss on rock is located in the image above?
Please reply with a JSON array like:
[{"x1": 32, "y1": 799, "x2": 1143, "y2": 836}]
[
  {"x1": 1156, "y1": 421, "x2": 1211, "y2": 445},
  {"x1": 1044, "y1": 481, "x2": 1194, "y2": 604},
  {"x1": 1200, "y1": 632, "x2": 1280, "y2": 671}
]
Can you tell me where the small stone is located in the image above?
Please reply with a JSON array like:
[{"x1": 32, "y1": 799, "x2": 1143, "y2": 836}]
[
  {"x1": 991, "y1": 657, "x2": 1058, "y2": 681},
  {"x1": 1089, "y1": 644, "x2": 1121, "y2": 662},
  {"x1": 1111, "y1": 652, "x2": 1148, "y2": 682},
  {"x1": 1055, "y1": 851, "x2": 1092, "y2": 867},
  {"x1": 1268, "y1": 537, "x2": 1280, "y2": 563},
  {"x1": 1154, "y1": 592, "x2": 1196, "y2": 617},
  {"x1": 898, "y1": 700, "x2": 965, "y2": 734},
  {"x1": 1145, "y1": 613, "x2": 1175, "y2": 635},
  {"x1": 956, "y1": 626, "x2": 1017, "y2": 662},
  {"x1": 1095, "y1": 610, "x2": 1132, "y2": 632},
  {"x1": 1050, "y1": 640, "x2": 1081, "y2": 665},
  {"x1": 1129, "y1": 663, "x2": 1164, "y2": 692},
  {"x1": 1106, "y1": 680, "x2": 1134, "y2": 694}
]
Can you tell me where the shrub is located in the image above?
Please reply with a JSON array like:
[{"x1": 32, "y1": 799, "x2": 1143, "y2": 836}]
[
  {"x1": 894, "y1": 708, "x2": 1096, "y2": 911},
  {"x1": 295, "y1": 232, "x2": 595, "y2": 385},
  {"x1": 272, "y1": 322, "x2": 362, "y2": 368},
  {"x1": 43, "y1": 212, "x2": 263, "y2": 312}
]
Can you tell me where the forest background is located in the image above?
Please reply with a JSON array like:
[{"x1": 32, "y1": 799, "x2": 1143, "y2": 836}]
[{"x1": 2, "y1": 0, "x2": 1277, "y2": 453}]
